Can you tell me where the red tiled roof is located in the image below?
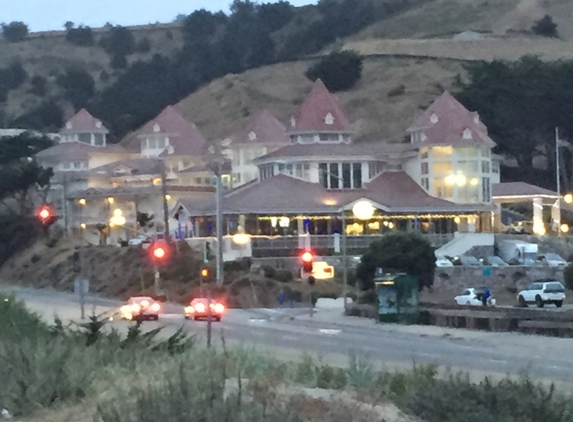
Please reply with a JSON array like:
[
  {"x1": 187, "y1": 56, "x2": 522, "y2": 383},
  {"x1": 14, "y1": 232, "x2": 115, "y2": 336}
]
[
  {"x1": 229, "y1": 110, "x2": 289, "y2": 146},
  {"x1": 254, "y1": 143, "x2": 374, "y2": 162},
  {"x1": 288, "y1": 79, "x2": 352, "y2": 134},
  {"x1": 183, "y1": 172, "x2": 479, "y2": 216},
  {"x1": 60, "y1": 109, "x2": 108, "y2": 134},
  {"x1": 493, "y1": 182, "x2": 558, "y2": 198},
  {"x1": 407, "y1": 91, "x2": 496, "y2": 147},
  {"x1": 136, "y1": 106, "x2": 208, "y2": 156},
  {"x1": 89, "y1": 158, "x2": 161, "y2": 177},
  {"x1": 36, "y1": 142, "x2": 128, "y2": 160}
]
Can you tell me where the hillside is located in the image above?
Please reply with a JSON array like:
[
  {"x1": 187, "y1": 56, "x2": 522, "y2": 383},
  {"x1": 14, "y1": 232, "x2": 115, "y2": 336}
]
[{"x1": 167, "y1": 58, "x2": 461, "y2": 143}]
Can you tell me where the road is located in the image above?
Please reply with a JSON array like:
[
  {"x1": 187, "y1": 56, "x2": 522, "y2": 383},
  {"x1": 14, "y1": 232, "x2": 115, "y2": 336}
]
[{"x1": 4, "y1": 285, "x2": 573, "y2": 385}]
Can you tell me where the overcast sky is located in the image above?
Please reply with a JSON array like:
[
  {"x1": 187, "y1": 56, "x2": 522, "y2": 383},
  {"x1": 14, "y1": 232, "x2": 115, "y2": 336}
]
[{"x1": 4, "y1": 0, "x2": 317, "y2": 32}]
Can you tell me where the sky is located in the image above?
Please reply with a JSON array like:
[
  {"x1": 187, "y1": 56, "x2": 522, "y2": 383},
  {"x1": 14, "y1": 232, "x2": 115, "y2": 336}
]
[{"x1": 4, "y1": 0, "x2": 318, "y2": 32}]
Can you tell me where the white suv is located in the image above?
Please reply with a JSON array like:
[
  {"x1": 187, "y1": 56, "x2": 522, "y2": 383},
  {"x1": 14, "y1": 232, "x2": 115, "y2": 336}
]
[{"x1": 517, "y1": 280, "x2": 566, "y2": 308}]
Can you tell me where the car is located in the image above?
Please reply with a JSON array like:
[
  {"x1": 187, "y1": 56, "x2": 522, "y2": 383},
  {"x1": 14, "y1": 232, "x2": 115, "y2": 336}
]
[
  {"x1": 536, "y1": 253, "x2": 567, "y2": 268},
  {"x1": 482, "y1": 256, "x2": 509, "y2": 267},
  {"x1": 517, "y1": 280, "x2": 566, "y2": 308},
  {"x1": 436, "y1": 256, "x2": 454, "y2": 267},
  {"x1": 184, "y1": 298, "x2": 226, "y2": 321},
  {"x1": 450, "y1": 256, "x2": 482, "y2": 267},
  {"x1": 455, "y1": 287, "x2": 496, "y2": 306},
  {"x1": 128, "y1": 234, "x2": 152, "y2": 247},
  {"x1": 120, "y1": 296, "x2": 161, "y2": 321}
]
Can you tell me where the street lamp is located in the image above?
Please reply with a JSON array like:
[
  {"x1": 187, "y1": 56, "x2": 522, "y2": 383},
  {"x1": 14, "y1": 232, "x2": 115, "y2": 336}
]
[{"x1": 564, "y1": 193, "x2": 573, "y2": 204}]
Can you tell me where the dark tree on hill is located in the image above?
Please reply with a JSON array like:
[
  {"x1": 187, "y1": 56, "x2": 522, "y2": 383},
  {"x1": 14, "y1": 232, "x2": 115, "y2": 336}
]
[
  {"x1": 0, "y1": 61, "x2": 28, "y2": 102},
  {"x1": 456, "y1": 55, "x2": 573, "y2": 188},
  {"x1": 532, "y1": 14, "x2": 558, "y2": 38},
  {"x1": 257, "y1": 1, "x2": 295, "y2": 33},
  {"x1": 65, "y1": 24, "x2": 94, "y2": 46},
  {"x1": 136, "y1": 37, "x2": 151, "y2": 53},
  {"x1": 0, "y1": 133, "x2": 54, "y2": 264},
  {"x1": 317, "y1": 0, "x2": 376, "y2": 39},
  {"x1": 182, "y1": 9, "x2": 227, "y2": 44},
  {"x1": 1, "y1": 22, "x2": 29, "y2": 42},
  {"x1": 57, "y1": 68, "x2": 95, "y2": 109},
  {"x1": 110, "y1": 54, "x2": 128, "y2": 70},
  {"x1": 12, "y1": 100, "x2": 64, "y2": 132},
  {"x1": 356, "y1": 232, "x2": 436, "y2": 291},
  {"x1": 306, "y1": 50, "x2": 363, "y2": 92},
  {"x1": 99, "y1": 25, "x2": 136, "y2": 57},
  {"x1": 29, "y1": 75, "x2": 47, "y2": 96}
]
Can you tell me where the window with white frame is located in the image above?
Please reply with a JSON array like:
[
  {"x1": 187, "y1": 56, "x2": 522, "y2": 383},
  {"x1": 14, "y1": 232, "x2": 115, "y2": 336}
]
[
  {"x1": 492, "y1": 161, "x2": 499, "y2": 174},
  {"x1": 319, "y1": 162, "x2": 362, "y2": 189},
  {"x1": 481, "y1": 160, "x2": 490, "y2": 173},
  {"x1": 421, "y1": 162, "x2": 429, "y2": 175},
  {"x1": 482, "y1": 177, "x2": 491, "y2": 202},
  {"x1": 319, "y1": 133, "x2": 339, "y2": 142},
  {"x1": 421, "y1": 178, "x2": 429, "y2": 190}
]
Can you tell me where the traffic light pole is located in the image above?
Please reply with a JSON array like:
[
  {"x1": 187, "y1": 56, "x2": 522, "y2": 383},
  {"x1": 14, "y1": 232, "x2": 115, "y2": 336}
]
[
  {"x1": 215, "y1": 171, "x2": 223, "y2": 286},
  {"x1": 154, "y1": 263, "x2": 160, "y2": 294},
  {"x1": 207, "y1": 286, "x2": 213, "y2": 349}
]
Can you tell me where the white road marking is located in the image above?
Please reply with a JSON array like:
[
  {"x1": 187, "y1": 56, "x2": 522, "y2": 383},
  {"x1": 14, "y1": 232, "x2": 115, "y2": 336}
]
[
  {"x1": 319, "y1": 329, "x2": 341, "y2": 335},
  {"x1": 249, "y1": 318, "x2": 269, "y2": 323}
]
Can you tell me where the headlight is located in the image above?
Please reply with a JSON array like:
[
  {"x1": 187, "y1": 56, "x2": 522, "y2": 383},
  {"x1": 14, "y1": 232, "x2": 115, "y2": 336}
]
[
  {"x1": 195, "y1": 303, "x2": 206, "y2": 313},
  {"x1": 131, "y1": 304, "x2": 141, "y2": 313},
  {"x1": 150, "y1": 303, "x2": 160, "y2": 312},
  {"x1": 185, "y1": 306, "x2": 193, "y2": 313}
]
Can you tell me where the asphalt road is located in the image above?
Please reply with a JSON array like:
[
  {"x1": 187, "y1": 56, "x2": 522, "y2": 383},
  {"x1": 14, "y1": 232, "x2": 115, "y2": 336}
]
[{"x1": 4, "y1": 285, "x2": 573, "y2": 384}]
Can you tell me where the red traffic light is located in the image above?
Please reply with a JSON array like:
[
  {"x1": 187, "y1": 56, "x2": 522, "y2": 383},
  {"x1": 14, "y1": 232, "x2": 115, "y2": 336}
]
[
  {"x1": 36, "y1": 205, "x2": 53, "y2": 223},
  {"x1": 301, "y1": 251, "x2": 313, "y2": 263},
  {"x1": 149, "y1": 241, "x2": 169, "y2": 262}
]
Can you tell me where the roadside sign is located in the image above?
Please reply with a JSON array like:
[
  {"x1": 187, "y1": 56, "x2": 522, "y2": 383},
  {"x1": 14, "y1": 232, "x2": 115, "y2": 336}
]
[{"x1": 482, "y1": 267, "x2": 492, "y2": 277}]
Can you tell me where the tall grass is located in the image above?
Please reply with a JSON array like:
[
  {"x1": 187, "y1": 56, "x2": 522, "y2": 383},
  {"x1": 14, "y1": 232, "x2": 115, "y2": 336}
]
[{"x1": 2, "y1": 292, "x2": 573, "y2": 421}]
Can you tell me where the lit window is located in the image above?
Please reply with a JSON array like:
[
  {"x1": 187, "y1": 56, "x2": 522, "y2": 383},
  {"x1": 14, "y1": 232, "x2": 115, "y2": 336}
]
[
  {"x1": 457, "y1": 160, "x2": 478, "y2": 173},
  {"x1": 433, "y1": 178, "x2": 453, "y2": 199},
  {"x1": 431, "y1": 146, "x2": 452, "y2": 158},
  {"x1": 432, "y1": 162, "x2": 452, "y2": 174}
]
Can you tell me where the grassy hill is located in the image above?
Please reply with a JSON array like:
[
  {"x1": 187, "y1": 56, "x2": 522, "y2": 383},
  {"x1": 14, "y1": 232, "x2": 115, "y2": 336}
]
[
  {"x1": 1, "y1": 0, "x2": 572, "y2": 141},
  {"x1": 167, "y1": 58, "x2": 461, "y2": 144}
]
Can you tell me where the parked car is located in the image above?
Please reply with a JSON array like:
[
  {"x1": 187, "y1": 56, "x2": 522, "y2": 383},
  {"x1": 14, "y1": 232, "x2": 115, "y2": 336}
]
[
  {"x1": 536, "y1": 253, "x2": 567, "y2": 268},
  {"x1": 457, "y1": 256, "x2": 482, "y2": 267},
  {"x1": 482, "y1": 256, "x2": 509, "y2": 267},
  {"x1": 436, "y1": 256, "x2": 454, "y2": 267},
  {"x1": 120, "y1": 296, "x2": 161, "y2": 321},
  {"x1": 517, "y1": 280, "x2": 566, "y2": 308},
  {"x1": 128, "y1": 234, "x2": 152, "y2": 247},
  {"x1": 455, "y1": 287, "x2": 496, "y2": 306}
]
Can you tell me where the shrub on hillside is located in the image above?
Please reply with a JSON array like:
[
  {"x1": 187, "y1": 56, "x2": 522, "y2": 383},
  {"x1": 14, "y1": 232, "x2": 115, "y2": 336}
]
[
  {"x1": 65, "y1": 25, "x2": 94, "y2": 46},
  {"x1": 305, "y1": 50, "x2": 363, "y2": 92},
  {"x1": 532, "y1": 14, "x2": 558, "y2": 38},
  {"x1": 29, "y1": 75, "x2": 47, "y2": 96},
  {"x1": 275, "y1": 269, "x2": 294, "y2": 283},
  {"x1": 1, "y1": 22, "x2": 29, "y2": 42},
  {"x1": 136, "y1": 37, "x2": 151, "y2": 53}
]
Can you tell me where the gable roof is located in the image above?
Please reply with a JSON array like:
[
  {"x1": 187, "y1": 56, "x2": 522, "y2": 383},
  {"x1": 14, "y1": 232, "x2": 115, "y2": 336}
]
[
  {"x1": 492, "y1": 182, "x2": 558, "y2": 199},
  {"x1": 88, "y1": 158, "x2": 161, "y2": 177},
  {"x1": 407, "y1": 91, "x2": 496, "y2": 147},
  {"x1": 36, "y1": 142, "x2": 128, "y2": 161},
  {"x1": 134, "y1": 106, "x2": 209, "y2": 156},
  {"x1": 229, "y1": 110, "x2": 289, "y2": 146},
  {"x1": 182, "y1": 172, "x2": 482, "y2": 216},
  {"x1": 288, "y1": 79, "x2": 352, "y2": 134},
  {"x1": 60, "y1": 109, "x2": 109, "y2": 134},
  {"x1": 254, "y1": 142, "x2": 374, "y2": 163}
]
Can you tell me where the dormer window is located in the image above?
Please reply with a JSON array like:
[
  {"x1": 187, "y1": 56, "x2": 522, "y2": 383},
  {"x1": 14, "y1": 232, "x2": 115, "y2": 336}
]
[
  {"x1": 66, "y1": 121, "x2": 72, "y2": 129},
  {"x1": 248, "y1": 131, "x2": 257, "y2": 141},
  {"x1": 473, "y1": 114, "x2": 480, "y2": 124},
  {"x1": 430, "y1": 113, "x2": 438, "y2": 124},
  {"x1": 325, "y1": 113, "x2": 334, "y2": 125},
  {"x1": 153, "y1": 123, "x2": 160, "y2": 132},
  {"x1": 95, "y1": 120, "x2": 102, "y2": 128},
  {"x1": 421, "y1": 132, "x2": 427, "y2": 142},
  {"x1": 290, "y1": 117, "x2": 296, "y2": 128},
  {"x1": 463, "y1": 128, "x2": 472, "y2": 139}
]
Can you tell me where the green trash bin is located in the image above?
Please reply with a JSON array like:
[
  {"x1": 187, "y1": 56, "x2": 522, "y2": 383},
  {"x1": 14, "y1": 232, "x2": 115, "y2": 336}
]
[{"x1": 375, "y1": 273, "x2": 419, "y2": 324}]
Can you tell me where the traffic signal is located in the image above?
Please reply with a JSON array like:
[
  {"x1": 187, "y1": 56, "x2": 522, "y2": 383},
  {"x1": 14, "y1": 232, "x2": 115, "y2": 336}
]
[
  {"x1": 36, "y1": 204, "x2": 56, "y2": 226},
  {"x1": 201, "y1": 268, "x2": 209, "y2": 278},
  {"x1": 301, "y1": 250, "x2": 314, "y2": 274},
  {"x1": 149, "y1": 241, "x2": 169, "y2": 262}
]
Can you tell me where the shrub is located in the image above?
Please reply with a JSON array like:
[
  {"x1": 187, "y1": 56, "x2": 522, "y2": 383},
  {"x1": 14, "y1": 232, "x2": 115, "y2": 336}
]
[
  {"x1": 275, "y1": 269, "x2": 294, "y2": 283},
  {"x1": 1, "y1": 22, "x2": 29, "y2": 42},
  {"x1": 305, "y1": 50, "x2": 363, "y2": 92},
  {"x1": 261, "y1": 265, "x2": 277, "y2": 279},
  {"x1": 65, "y1": 25, "x2": 94, "y2": 46},
  {"x1": 136, "y1": 37, "x2": 151, "y2": 53},
  {"x1": 532, "y1": 14, "x2": 558, "y2": 38},
  {"x1": 29, "y1": 75, "x2": 47, "y2": 96}
]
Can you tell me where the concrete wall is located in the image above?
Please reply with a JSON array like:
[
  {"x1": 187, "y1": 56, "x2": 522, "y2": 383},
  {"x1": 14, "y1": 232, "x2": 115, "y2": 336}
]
[{"x1": 433, "y1": 265, "x2": 563, "y2": 293}]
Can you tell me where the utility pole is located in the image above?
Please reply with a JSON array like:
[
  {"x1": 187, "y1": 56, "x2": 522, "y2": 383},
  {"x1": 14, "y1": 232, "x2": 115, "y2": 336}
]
[
  {"x1": 556, "y1": 127, "x2": 562, "y2": 237},
  {"x1": 160, "y1": 159, "x2": 170, "y2": 240},
  {"x1": 215, "y1": 169, "x2": 223, "y2": 286}
]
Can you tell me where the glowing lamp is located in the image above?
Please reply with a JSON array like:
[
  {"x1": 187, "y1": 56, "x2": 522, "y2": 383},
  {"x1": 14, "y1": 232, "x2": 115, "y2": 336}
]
[
  {"x1": 352, "y1": 200, "x2": 375, "y2": 220},
  {"x1": 561, "y1": 224, "x2": 570, "y2": 233},
  {"x1": 564, "y1": 193, "x2": 573, "y2": 204}
]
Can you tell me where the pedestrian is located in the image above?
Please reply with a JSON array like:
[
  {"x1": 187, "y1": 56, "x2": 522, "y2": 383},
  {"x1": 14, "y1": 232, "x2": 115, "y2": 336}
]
[
  {"x1": 483, "y1": 287, "x2": 491, "y2": 306},
  {"x1": 277, "y1": 289, "x2": 285, "y2": 307}
]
